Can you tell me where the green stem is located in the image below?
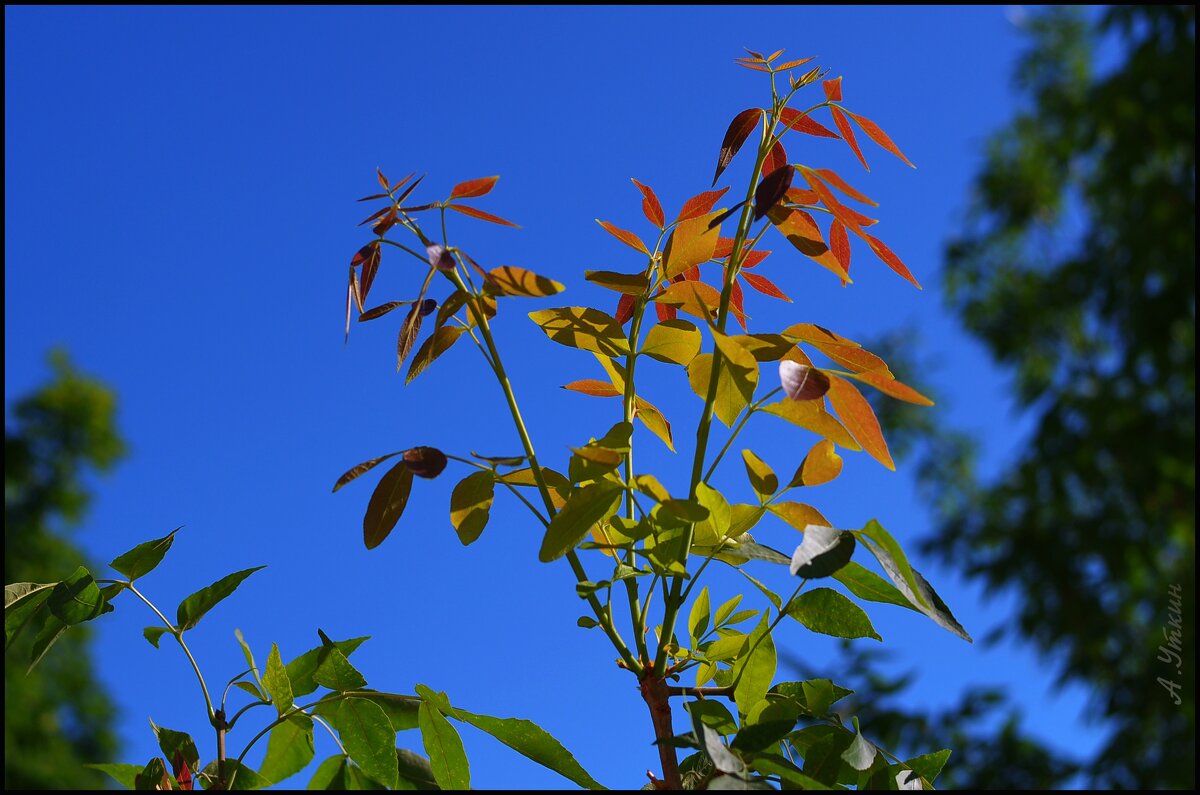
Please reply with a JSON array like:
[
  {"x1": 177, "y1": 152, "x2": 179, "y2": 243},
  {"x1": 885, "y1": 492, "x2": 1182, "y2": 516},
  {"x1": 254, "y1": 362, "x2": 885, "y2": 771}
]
[
  {"x1": 126, "y1": 582, "x2": 215, "y2": 721},
  {"x1": 702, "y1": 387, "x2": 783, "y2": 482},
  {"x1": 623, "y1": 294, "x2": 651, "y2": 664},
  {"x1": 447, "y1": 269, "x2": 642, "y2": 676}
]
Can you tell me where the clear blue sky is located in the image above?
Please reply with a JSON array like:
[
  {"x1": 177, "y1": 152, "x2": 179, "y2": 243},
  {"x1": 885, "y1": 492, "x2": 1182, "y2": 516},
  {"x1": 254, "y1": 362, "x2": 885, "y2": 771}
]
[{"x1": 6, "y1": 5, "x2": 1108, "y2": 789}]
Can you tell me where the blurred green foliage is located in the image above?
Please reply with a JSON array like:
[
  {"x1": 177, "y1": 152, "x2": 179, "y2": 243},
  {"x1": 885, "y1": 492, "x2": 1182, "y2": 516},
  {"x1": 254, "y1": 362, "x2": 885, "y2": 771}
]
[{"x1": 5, "y1": 350, "x2": 126, "y2": 789}]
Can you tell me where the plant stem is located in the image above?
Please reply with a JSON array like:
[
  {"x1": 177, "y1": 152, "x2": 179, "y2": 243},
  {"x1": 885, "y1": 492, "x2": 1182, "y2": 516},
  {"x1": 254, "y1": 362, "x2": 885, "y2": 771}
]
[
  {"x1": 623, "y1": 294, "x2": 651, "y2": 664},
  {"x1": 126, "y1": 582, "x2": 215, "y2": 722},
  {"x1": 640, "y1": 674, "x2": 682, "y2": 790}
]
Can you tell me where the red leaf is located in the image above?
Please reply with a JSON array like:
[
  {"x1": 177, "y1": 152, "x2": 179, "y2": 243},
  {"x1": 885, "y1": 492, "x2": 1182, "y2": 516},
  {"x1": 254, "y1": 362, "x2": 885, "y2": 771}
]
[
  {"x1": 779, "y1": 108, "x2": 840, "y2": 139},
  {"x1": 767, "y1": 207, "x2": 850, "y2": 282},
  {"x1": 677, "y1": 187, "x2": 730, "y2": 223},
  {"x1": 865, "y1": 233, "x2": 921, "y2": 289},
  {"x1": 350, "y1": 242, "x2": 380, "y2": 269},
  {"x1": 754, "y1": 166, "x2": 794, "y2": 221},
  {"x1": 615, "y1": 294, "x2": 635, "y2": 325},
  {"x1": 743, "y1": 48, "x2": 766, "y2": 60},
  {"x1": 742, "y1": 271, "x2": 791, "y2": 301},
  {"x1": 763, "y1": 139, "x2": 788, "y2": 176},
  {"x1": 597, "y1": 220, "x2": 650, "y2": 255},
  {"x1": 830, "y1": 107, "x2": 868, "y2": 171},
  {"x1": 842, "y1": 109, "x2": 915, "y2": 168},
  {"x1": 449, "y1": 175, "x2": 500, "y2": 199},
  {"x1": 741, "y1": 249, "x2": 771, "y2": 268},
  {"x1": 655, "y1": 301, "x2": 677, "y2": 322},
  {"x1": 731, "y1": 279, "x2": 747, "y2": 330},
  {"x1": 403, "y1": 445, "x2": 448, "y2": 478},
  {"x1": 631, "y1": 178, "x2": 665, "y2": 228},
  {"x1": 396, "y1": 303, "x2": 424, "y2": 371},
  {"x1": 812, "y1": 168, "x2": 877, "y2": 206},
  {"x1": 713, "y1": 109, "x2": 763, "y2": 186},
  {"x1": 376, "y1": 167, "x2": 389, "y2": 191},
  {"x1": 830, "y1": 219, "x2": 851, "y2": 281},
  {"x1": 360, "y1": 246, "x2": 380, "y2": 304},
  {"x1": 446, "y1": 203, "x2": 520, "y2": 227},
  {"x1": 822, "y1": 77, "x2": 843, "y2": 102},
  {"x1": 714, "y1": 237, "x2": 737, "y2": 260}
]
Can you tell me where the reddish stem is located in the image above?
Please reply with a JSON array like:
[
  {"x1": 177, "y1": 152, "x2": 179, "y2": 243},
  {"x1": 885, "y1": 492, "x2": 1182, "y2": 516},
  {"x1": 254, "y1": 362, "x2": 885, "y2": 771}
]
[{"x1": 640, "y1": 674, "x2": 682, "y2": 789}]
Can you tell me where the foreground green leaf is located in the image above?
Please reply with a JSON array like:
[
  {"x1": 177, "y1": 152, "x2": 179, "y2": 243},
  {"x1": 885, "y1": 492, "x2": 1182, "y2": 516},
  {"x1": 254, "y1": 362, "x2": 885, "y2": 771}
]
[
  {"x1": 448, "y1": 707, "x2": 606, "y2": 790},
  {"x1": 175, "y1": 566, "x2": 265, "y2": 632},
  {"x1": 109, "y1": 528, "x2": 180, "y2": 581}
]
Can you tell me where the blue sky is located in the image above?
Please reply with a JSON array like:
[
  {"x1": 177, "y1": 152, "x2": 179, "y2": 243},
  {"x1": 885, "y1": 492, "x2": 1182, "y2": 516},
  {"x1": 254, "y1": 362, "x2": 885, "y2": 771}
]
[{"x1": 6, "y1": 5, "x2": 1108, "y2": 789}]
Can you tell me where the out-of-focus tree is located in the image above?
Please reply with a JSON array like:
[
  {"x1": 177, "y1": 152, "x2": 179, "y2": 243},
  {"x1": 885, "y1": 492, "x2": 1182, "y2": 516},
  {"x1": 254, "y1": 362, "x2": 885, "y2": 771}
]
[
  {"x1": 5, "y1": 350, "x2": 126, "y2": 789},
  {"x1": 860, "y1": 5, "x2": 1193, "y2": 789}
]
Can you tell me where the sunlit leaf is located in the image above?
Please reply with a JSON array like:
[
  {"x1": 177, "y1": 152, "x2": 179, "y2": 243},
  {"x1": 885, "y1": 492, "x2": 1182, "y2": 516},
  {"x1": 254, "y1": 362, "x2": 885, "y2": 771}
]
[
  {"x1": 812, "y1": 168, "x2": 876, "y2": 205},
  {"x1": 406, "y1": 326, "x2": 463, "y2": 383},
  {"x1": 687, "y1": 348, "x2": 756, "y2": 428},
  {"x1": 176, "y1": 567, "x2": 265, "y2": 633},
  {"x1": 655, "y1": 281, "x2": 746, "y2": 325},
  {"x1": 450, "y1": 471, "x2": 495, "y2": 546},
  {"x1": 763, "y1": 139, "x2": 788, "y2": 178},
  {"x1": 563, "y1": 379, "x2": 621, "y2": 397},
  {"x1": 741, "y1": 450, "x2": 778, "y2": 502},
  {"x1": 538, "y1": 481, "x2": 624, "y2": 562},
  {"x1": 829, "y1": 219, "x2": 851, "y2": 280},
  {"x1": 865, "y1": 232, "x2": 921, "y2": 289},
  {"x1": 841, "y1": 108, "x2": 915, "y2": 167},
  {"x1": 689, "y1": 587, "x2": 712, "y2": 643},
  {"x1": 760, "y1": 394, "x2": 862, "y2": 449},
  {"x1": 484, "y1": 265, "x2": 566, "y2": 298},
  {"x1": 286, "y1": 635, "x2": 369, "y2": 697},
  {"x1": 446, "y1": 203, "x2": 520, "y2": 227},
  {"x1": 775, "y1": 56, "x2": 815, "y2": 71},
  {"x1": 359, "y1": 300, "x2": 415, "y2": 323},
  {"x1": 585, "y1": 269, "x2": 649, "y2": 296},
  {"x1": 110, "y1": 528, "x2": 180, "y2": 582},
  {"x1": 363, "y1": 461, "x2": 414, "y2": 549},
  {"x1": 822, "y1": 77, "x2": 843, "y2": 102},
  {"x1": 641, "y1": 318, "x2": 701, "y2": 365},
  {"x1": 788, "y1": 439, "x2": 844, "y2": 488},
  {"x1": 597, "y1": 220, "x2": 650, "y2": 255},
  {"x1": 841, "y1": 370, "x2": 934, "y2": 405},
  {"x1": 634, "y1": 396, "x2": 674, "y2": 451},
  {"x1": 830, "y1": 106, "x2": 868, "y2": 170},
  {"x1": 832, "y1": 561, "x2": 915, "y2": 611},
  {"x1": 779, "y1": 108, "x2": 840, "y2": 139},
  {"x1": 663, "y1": 211, "x2": 722, "y2": 279},
  {"x1": 826, "y1": 375, "x2": 894, "y2": 469},
  {"x1": 732, "y1": 614, "x2": 776, "y2": 715},
  {"x1": 741, "y1": 272, "x2": 791, "y2": 302},
  {"x1": 337, "y1": 697, "x2": 398, "y2": 789},
  {"x1": 263, "y1": 643, "x2": 294, "y2": 717},
  {"x1": 260, "y1": 714, "x2": 314, "y2": 785},
  {"x1": 417, "y1": 690, "x2": 469, "y2": 790},
  {"x1": 677, "y1": 187, "x2": 730, "y2": 223},
  {"x1": 449, "y1": 175, "x2": 500, "y2": 199},
  {"x1": 528, "y1": 306, "x2": 630, "y2": 357},
  {"x1": 396, "y1": 303, "x2": 424, "y2": 372},
  {"x1": 788, "y1": 587, "x2": 880, "y2": 640},
  {"x1": 714, "y1": 109, "x2": 763, "y2": 185},
  {"x1": 86, "y1": 763, "x2": 144, "y2": 790},
  {"x1": 314, "y1": 631, "x2": 369, "y2": 691},
  {"x1": 766, "y1": 207, "x2": 851, "y2": 282},
  {"x1": 631, "y1": 178, "x2": 666, "y2": 228}
]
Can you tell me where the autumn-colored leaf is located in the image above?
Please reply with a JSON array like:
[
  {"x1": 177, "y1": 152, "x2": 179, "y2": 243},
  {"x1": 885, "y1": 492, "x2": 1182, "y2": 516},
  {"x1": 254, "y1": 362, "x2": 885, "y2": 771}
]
[
  {"x1": 865, "y1": 233, "x2": 921, "y2": 289},
  {"x1": 597, "y1": 220, "x2": 650, "y2": 255},
  {"x1": 655, "y1": 301, "x2": 676, "y2": 322},
  {"x1": 654, "y1": 280, "x2": 745, "y2": 324},
  {"x1": 426, "y1": 244, "x2": 456, "y2": 271},
  {"x1": 360, "y1": 300, "x2": 416, "y2": 322},
  {"x1": 394, "y1": 173, "x2": 425, "y2": 206},
  {"x1": 779, "y1": 108, "x2": 840, "y2": 139},
  {"x1": 677, "y1": 187, "x2": 730, "y2": 223},
  {"x1": 741, "y1": 271, "x2": 791, "y2": 302},
  {"x1": 663, "y1": 211, "x2": 722, "y2": 279},
  {"x1": 841, "y1": 109, "x2": 915, "y2": 167},
  {"x1": 562, "y1": 380, "x2": 621, "y2": 398},
  {"x1": 784, "y1": 187, "x2": 821, "y2": 205},
  {"x1": 396, "y1": 303, "x2": 424, "y2": 371},
  {"x1": 359, "y1": 250, "x2": 381, "y2": 306},
  {"x1": 713, "y1": 109, "x2": 763, "y2": 186},
  {"x1": 616, "y1": 294, "x2": 636, "y2": 324},
  {"x1": 406, "y1": 326, "x2": 464, "y2": 383},
  {"x1": 765, "y1": 49, "x2": 785, "y2": 63},
  {"x1": 822, "y1": 77, "x2": 843, "y2": 102},
  {"x1": 763, "y1": 139, "x2": 788, "y2": 177},
  {"x1": 449, "y1": 175, "x2": 500, "y2": 199},
  {"x1": 736, "y1": 61, "x2": 771, "y2": 73},
  {"x1": 760, "y1": 396, "x2": 861, "y2": 451},
  {"x1": 789, "y1": 439, "x2": 843, "y2": 488},
  {"x1": 372, "y1": 206, "x2": 398, "y2": 236},
  {"x1": 586, "y1": 269, "x2": 649, "y2": 296},
  {"x1": 528, "y1": 306, "x2": 630, "y2": 357},
  {"x1": 753, "y1": 166, "x2": 793, "y2": 221},
  {"x1": 484, "y1": 266, "x2": 566, "y2": 298},
  {"x1": 775, "y1": 56, "x2": 814, "y2": 71},
  {"x1": 363, "y1": 461, "x2": 414, "y2": 549},
  {"x1": 826, "y1": 375, "x2": 894, "y2": 470},
  {"x1": 842, "y1": 369, "x2": 934, "y2": 405},
  {"x1": 813, "y1": 168, "x2": 877, "y2": 205},
  {"x1": 631, "y1": 178, "x2": 665, "y2": 228},
  {"x1": 830, "y1": 219, "x2": 851, "y2": 279},
  {"x1": 741, "y1": 249, "x2": 770, "y2": 268},
  {"x1": 634, "y1": 396, "x2": 674, "y2": 450},
  {"x1": 332, "y1": 452, "x2": 403, "y2": 492},
  {"x1": 830, "y1": 107, "x2": 868, "y2": 171},
  {"x1": 730, "y1": 279, "x2": 747, "y2": 331},
  {"x1": 767, "y1": 206, "x2": 851, "y2": 282},
  {"x1": 446, "y1": 203, "x2": 520, "y2": 227},
  {"x1": 403, "y1": 446, "x2": 448, "y2": 479},
  {"x1": 351, "y1": 242, "x2": 380, "y2": 270}
]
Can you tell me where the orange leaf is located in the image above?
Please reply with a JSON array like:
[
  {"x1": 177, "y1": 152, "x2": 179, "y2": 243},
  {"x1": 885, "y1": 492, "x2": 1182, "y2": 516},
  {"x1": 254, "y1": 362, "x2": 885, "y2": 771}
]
[
  {"x1": 376, "y1": 167, "x2": 389, "y2": 191},
  {"x1": 822, "y1": 77, "x2": 843, "y2": 102},
  {"x1": 779, "y1": 108, "x2": 840, "y2": 139},
  {"x1": 792, "y1": 439, "x2": 843, "y2": 487},
  {"x1": 663, "y1": 211, "x2": 722, "y2": 278},
  {"x1": 826, "y1": 375, "x2": 894, "y2": 470},
  {"x1": 631, "y1": 178, "x2": 665, "y2": 228},
  {"x1": 742, "y1": 271, "x2": 791, "y2": 302},
  {"x1": 714, "y1": 236, "x2": 737, "y2": 260},
  {"x1": 563, "y1": 380, "x2": 621, "y2": 398},
  {"x1": 767, "y1": 207, "x2": 851, "y2": 282},
  {"x1": 737, "y1": 61, "x2": 771, "y2": 73},
  {"x1": 597, "y1": 220, "x2": 650, "y2": 255},
  {"x1": 449, "y1": 175, "x2": 500, "y2": 199},
  {"x1": 865, "y1": 233, "x2": 921, "y2": 289},
  {"x1": 765, "y1": 48, "x2": 785, "y2": 63},
  {"x1": 763, "y1": 139, "x2": 787, "y2": 176},
  {"x1": 775, "y1": 56, "x2": 815, "y2": 71},
  {"x1": 843, "y1": 370, "x2": 933, "y2": 405},
  {"x1": 713, "y1": 109, "x2": 763, "y2": 186},
  {"x1": 830, "y1": 219, "x2": 851, "y2": 280},
  {"x1": 446, "y1": 203, "x2": 520, "y2": 227},
  {"x1": 654, "y1": 280, "x2": 747, "y2": 325},
  {"x1": 842, "y1": 109, "x2": 915, "y2": 168},
  {"x1": 677, "y1": 187, "x2": 730, "y2": 223},
  {"x1": 812, "y1": 168, "x2": 877, "y2": 206},
  {"x1": 741, "y1": 249, "x2": 771, "y2": 268},
  {"x1": 784, "y1": 187, "x2": 821, "y2": 205},
  {"x1": 783, "y1": 323, "x2": 862, "y2": 347},
  {"x1": 830, "y1": 107, "x2": 868, "y2": 171}
]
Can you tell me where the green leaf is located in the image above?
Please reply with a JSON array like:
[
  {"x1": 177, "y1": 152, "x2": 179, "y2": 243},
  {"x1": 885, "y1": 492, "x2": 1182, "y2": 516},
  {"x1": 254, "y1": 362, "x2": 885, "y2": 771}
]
[
  {"x1": 110, "y1": 528, "x2": 180, "y2": 581},
  {"x1": 28, "y1": 613, "x2": 67, "y2": 672},
  {"x1": 143, "y1": 626, "x2": 170, "y2": 648},
  {"x1": 788, "y1": 525, "x2": 856, "y2": 578},
  {"x1": 315, "y1": 638, "x2": 368, "y2": 691},
  {"x1": 633, "y1": 395, "x2": 674, "y2": 450},
  {"x1": 538, "y1": 481, "x2": 624, "y2": 562},
  {"x1": 528, "y1": 306, "x2": 630, "y2": 357},
  {"x1": 855, "y1": 519, "x2": 923, "y2": 605},
  {"x1": 363, "y1": 461, "x2": 415, "y2": 550},
  {"x1": 234, "y1": 680, "x2": 266, "y2": 700},
  {"x1": 344, "y1": 692, "x2": 421, "y2": 732},
  {"x1": 175, "y1": 566, "x2": 265, "y2": 632},
  {"x1": 287, "y1": 635, "x2": 369, "y2": 697},
  {"x1": 686, "y1": 699, "x2": 738, "y2": 736},
  {"x1": 731, "y1": 719, "x2": 795, "y2": 754},
  {"x1": 687, "y1": 352, "x2": 755, "y2": 427},
  {"x1": 703, "y1": 632, "x2": 748, "y2": 662},
  {"x1": 406, "y1": 326, "x2": 463, "y2": 383},
  {"x1": 151, "y1": 720, "x2": 200, "y2": 778},
  {"x1": 841, "y1": 718, "x2": 878, "y2": 771},
  {"x1": 201, "y1": 759, "x2": 270, "y2": 790},
  {"x1": 450, "y1": 471, "x2": 495, "y2": 545},
  {"x1": 234, "y1": 627, "x2": 265, "y2": 691},
  {"x1": 642, "y1": 319, "x2": 702, "y2": 365},
  {"x1": 332, "y1": 452, "x2": 402, "y2": 493},
  {"x1": 395, "y1": 748, "x2": 441, "y2": 790},
  {"x1": 418, "y1": 700, "x2": 469, "y2": 790},
  {"x1": 448, "y1": 708, "x2": 606, "y2": 790},
  {"x1": 728, "y1": 504, "x2": 766, "y2": 537},
  {"x1": 736, "y1": 569, "x2": 782, "y2": 610},
  {"x1": 788, "y1": 588, "x2": 881, "y2": 641},
  {"x1": 48, "y1": 566, "x2": 106, "y2": 625},
  {"x1": 832, "y1": 561, "x2": 916, "y2": 611},
  {"x1": 694, "y1": 483, "x2": 732, "y2": 546},
  {"x1": 903, "y1": 748, "x2": 952, "y2": 783},
  {"x1": 772, "y1": 679, "x2": 854, "y2": 717},
  {"x1": 135, "y1": 757, "x2": 170, "y2": 790},
  {"x1": 264, "y1": 643, "x2": 295, "y2": 716},
  {"x1": 732, "y1": 614, "x2": 776, "y2": 715},
  {"x1": 305, "y1": 754, "x2": 347, "y2": 790},
  {"x1": 689, "y1": 587, "x2": 711, "y2": 644},
  {"x1": 5, "y1": 582, "x2": 55, "y2": 649},
  {"x1": 800, "y1": 730, "x2": 854, "y2": 787},
  {"x1": 336, "y1": 697, "x2": 398, "y2": 788},
  {"x1": 86, "y1": 762, "x2": 144, "y2": 789},
  {"x1": 740, "y1": 450, "x2": 777, "y2": 502},
  {"x1": 713, "y1": 594, "x2": 744, "y2": 627}
]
